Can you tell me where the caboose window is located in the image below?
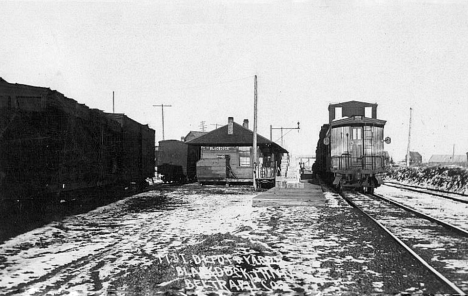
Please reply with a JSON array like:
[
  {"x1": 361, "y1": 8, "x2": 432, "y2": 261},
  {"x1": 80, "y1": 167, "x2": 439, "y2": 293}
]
[
  {"x1": 352, "y1": 128, "x2": 362, "y2": 140},
  {"x1": 335, "y1": 107, "x2": 342, "y2": 119},
  {"x1": 365, "y1": 107, "x2": 372, "y2": 118}
]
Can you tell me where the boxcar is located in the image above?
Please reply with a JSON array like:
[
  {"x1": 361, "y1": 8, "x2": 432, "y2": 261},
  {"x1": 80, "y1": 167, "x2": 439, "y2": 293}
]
[
  {"x1": 106, "y1": 113, "x2": 155, "y2": 188},
  {"x1": 0, "y1": 78, "x2": 155, "y2": 201},
  {"x1": 156, "y1": 140, "x2": 198, "y2": 183}
]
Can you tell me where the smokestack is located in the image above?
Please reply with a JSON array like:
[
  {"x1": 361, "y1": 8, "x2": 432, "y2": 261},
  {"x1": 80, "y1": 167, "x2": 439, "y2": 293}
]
[
  {"x1": 228, "y1": 117, "x2": 234, "y2": 135},
  {"x1": 243, "y1": 119, "x2": 249, "y2": 129}
]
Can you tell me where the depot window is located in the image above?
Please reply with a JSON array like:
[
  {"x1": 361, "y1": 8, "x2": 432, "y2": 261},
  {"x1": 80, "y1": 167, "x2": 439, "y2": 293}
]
[
  {"x1": 239, "y1": 147, "x2": 251, "y2": 167},
  {"x1": 352, "y1": 128, "x2": 362, "y2": 140}
]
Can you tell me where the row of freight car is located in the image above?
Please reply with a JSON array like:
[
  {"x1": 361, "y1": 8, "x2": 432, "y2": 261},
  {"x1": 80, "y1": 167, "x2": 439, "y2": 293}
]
[{"x1": 0, "y1": 78, "x2": 155, "y2": 202}]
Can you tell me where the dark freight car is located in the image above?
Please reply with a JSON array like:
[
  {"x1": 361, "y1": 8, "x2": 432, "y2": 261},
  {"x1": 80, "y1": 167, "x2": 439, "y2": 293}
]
[
  {"x1": 107, "y1": 114, "x2": 155, "y2": 188},
  {"x1": 155, "y1": 140, "x2": 198, "y2": 183},
  {"x1": 0, "y1": 78, "x2": 155, "y2": 201},
  {"x1": 312, "y1": 124, "x2": 330, "y2": 178}
]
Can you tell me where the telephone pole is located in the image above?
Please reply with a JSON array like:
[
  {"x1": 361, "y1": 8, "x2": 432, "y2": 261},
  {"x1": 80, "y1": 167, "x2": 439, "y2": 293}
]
[
  {"x1": 199, "y1": 121, "x2": 207, "y2": 132},
  {"x1": 153, "y1": 104, "x2": 172, "y2": 140},
  {"x1": 253, "y1": 75, "x2": 258, "y2": 190},
  {"x1": 452, "y1": 144, "x2": 456, "y2": 163},
  {"x1": 406, "y1": 107, "x2": 412, "y2": 167},
  {"x1": 270, "y1": 122, "x2": 300, "y2": 147},
  {"x1": 210, "y1": 123, "x2": 222, "y2": 130}
]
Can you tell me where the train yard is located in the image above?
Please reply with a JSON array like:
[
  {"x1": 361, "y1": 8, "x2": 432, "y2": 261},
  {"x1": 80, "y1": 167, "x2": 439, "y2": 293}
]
[
  {"x1": 1, "y1": 91, "x2": 467, "y2": 294},
  {"x1": 0, "y1": 180, "x2": 467, "y2": 295}
]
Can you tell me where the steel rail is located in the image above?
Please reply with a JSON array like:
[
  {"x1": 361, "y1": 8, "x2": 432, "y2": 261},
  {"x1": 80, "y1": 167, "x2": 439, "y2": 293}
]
[
  {"x1": 385, "y1": 181, "x2": 468, "y2": 196},
  {"x1": 340, "y1": 192, "x2": 466, "y2": 295},
  {"x1": 373, "y1": 193, "x2": 468, "y2": 237},
  {"x1": 384, "y1": 182, "x2": 468, "y2": 204}
]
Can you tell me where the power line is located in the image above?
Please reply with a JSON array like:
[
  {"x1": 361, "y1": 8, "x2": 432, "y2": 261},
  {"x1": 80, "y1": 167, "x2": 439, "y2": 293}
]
[
  {"x1": 210, "y1": 123, "x2": 222, "y2": 130},
  {"x1": 273, "y1": 128, "x2": 295, "y2": 144},
  {"x1": 270, "y1": 122, "x2": 300, "y2": 147}
]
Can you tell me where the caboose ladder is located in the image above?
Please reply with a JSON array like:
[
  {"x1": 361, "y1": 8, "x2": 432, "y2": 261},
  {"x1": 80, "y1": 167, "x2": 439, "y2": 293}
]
[{"x1": 363, "y1": 126, "x2": 373, "y2": 169}]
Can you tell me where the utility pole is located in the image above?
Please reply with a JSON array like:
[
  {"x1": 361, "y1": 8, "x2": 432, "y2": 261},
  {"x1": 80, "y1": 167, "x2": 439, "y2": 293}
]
[
  {"x1": 112, "y1": 91, "x2": 115, "y2": 113},
  {"x1": 253, "y1": 75, "x2": 258, "y2": 190},
  {"x1": 270, "y1": 123, "x2": 300, "y2": 147},
  {"x1": 406, "y1": 107, "x2": 412, "y2": 167},
  {"x1": 199, "y1": 121, "x2": 207, "y2": 132},
  {"x1": 153, "y1": 104, "x2": 172, "y2": 140},
  {"x1": 210, "y1": 123, "x2": 221, "y2": 130},
  {"x1": 453, "y1": 144, "x2": 456, "y2": 162}
]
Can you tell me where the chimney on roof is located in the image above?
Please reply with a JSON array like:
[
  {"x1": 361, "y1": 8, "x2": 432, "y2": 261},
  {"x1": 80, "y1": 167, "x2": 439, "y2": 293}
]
[
  {"x1": 243, "y1": 119, "x2": 249, "y2": 129},
  {"x1": 181, "y1": 136, "x2": 185, "y2": 142},
  {"x1": 228, "y1": 117, "x2": 234, "y2": 135}
]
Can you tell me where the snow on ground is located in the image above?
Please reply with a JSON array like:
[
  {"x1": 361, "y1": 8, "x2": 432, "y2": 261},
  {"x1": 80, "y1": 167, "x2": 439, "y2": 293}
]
[
  {"x1": 0, "y1": 182, "x2": 455, "y2": 295},
  {"x1": 386, "y1": 166, "x2": 468, "y2": 194},
  {"x1": 377, "y1": 185, "x2": 468, "y2": 231},
  {"x1": 0, "y1": 186, "x2": 260, "y2": 295},
  {"x1": 348, "y1": 190, "x2": 468, "y2": 291},
  {"x1": 322, "y1": 191, "x2": 352, "y2": 208}
]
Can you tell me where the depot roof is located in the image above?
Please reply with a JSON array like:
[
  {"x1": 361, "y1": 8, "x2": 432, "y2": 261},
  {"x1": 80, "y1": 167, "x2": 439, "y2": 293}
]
[{"x1": 186, "y1": 121, "x2": 288, "y2": 154}]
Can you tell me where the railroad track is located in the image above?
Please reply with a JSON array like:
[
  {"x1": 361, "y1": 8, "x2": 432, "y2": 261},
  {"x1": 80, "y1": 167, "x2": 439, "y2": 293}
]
[
  {"x1": 340, "y1": 190, "x2": 468, "y2": 295},
  {"x1": 384, "y1": 181, "x2": 468, "y2": 204}
]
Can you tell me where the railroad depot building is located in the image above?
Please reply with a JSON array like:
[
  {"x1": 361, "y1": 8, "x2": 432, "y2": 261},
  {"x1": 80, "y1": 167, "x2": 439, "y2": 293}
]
[{"x1": 186, "y1": 117, "x2": 288, "y2": 186}]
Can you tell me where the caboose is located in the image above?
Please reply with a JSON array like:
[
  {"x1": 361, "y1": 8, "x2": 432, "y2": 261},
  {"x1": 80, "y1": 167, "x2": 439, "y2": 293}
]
[{"x1": 318, "y1": 101, "x2": 390, "y2": 193}]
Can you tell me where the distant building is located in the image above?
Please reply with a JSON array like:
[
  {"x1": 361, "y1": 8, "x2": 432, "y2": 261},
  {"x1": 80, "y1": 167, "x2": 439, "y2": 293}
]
[
  {"x1": 184, "y1": 131, "x2": 208, "y2": 142},
  {"x1": 405, "y1": 151, "x2": 422, "y2": 166},
  {"x1": 428, "y1": 154, "x2": 467, "y2": 166}
]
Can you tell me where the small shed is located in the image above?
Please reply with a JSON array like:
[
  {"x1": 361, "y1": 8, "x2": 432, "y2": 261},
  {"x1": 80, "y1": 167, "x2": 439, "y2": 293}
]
[{"x1": 186, "y1": 117, "x2": 288, "y2": 186}]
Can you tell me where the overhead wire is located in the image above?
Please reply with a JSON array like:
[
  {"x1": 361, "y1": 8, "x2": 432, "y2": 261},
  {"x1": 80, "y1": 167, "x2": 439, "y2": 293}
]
[{"x1": 273, "y1": 128, "x2": 297, "y2": 145}]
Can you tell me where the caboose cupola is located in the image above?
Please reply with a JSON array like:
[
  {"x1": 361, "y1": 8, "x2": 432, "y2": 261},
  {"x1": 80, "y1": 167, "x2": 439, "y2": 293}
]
[{"x1": 328, "y1": 100, "x2": 378, "y2": 123}]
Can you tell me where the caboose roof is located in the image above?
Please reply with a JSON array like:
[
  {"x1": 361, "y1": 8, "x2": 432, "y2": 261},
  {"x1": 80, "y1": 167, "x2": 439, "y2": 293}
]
[
  {"x1": 328, "y1": 100, "x2": 377, "y2": 110},
  {"x1": 330, "y1": 116, "x2": 386, "y2": 128},
  {"x1": 186, "y1": 121, "x2": 288, "y2": 154}
]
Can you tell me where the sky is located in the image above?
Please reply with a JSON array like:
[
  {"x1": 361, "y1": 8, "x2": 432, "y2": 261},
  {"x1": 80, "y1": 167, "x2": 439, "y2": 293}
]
[{"x1": 1, "y1": 0, "x2": 468, "y2": 162}]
